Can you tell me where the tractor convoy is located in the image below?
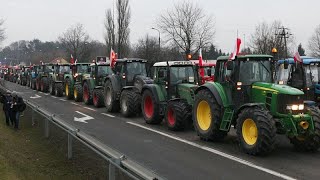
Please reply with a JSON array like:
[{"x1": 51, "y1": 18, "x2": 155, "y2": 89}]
[{"x1": 3, "y1": 54, "x2": 320, "y2": 155}]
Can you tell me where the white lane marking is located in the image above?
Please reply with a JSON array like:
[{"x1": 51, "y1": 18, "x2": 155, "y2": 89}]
[
  {"x1": 33, "y1": 90, "x2": 36, "y2": 91},
  {"x1": 39, "y1": 91, "x2": 43, "y2": 94},
  {"x1": 51, "y1": 96, "x2": 57, "y2": 98},
  {"x1": 59, "y1": 99, "x2": 67, "y2": 101},
  {"x1": 44, "y1": 93, "x2": 49, "y2": 95},
  {"x1": 83, "y1": 107, "x2": 97, "y2": 112},
  {"x1": 74, "y1": 111, "x2": 94, "y2": 123},
  {"x1": 126, "y1": 122, "x2": 296, "y2": 180},
  {"x1": 30, "y1": 94, "x2": 41, "y2": 99},
  {"x1": 101, "y1": 113, "x2": 115, "y2": 118},
  {"x1": 71, "y1": 102, "x2": 80, "y2": 106}
]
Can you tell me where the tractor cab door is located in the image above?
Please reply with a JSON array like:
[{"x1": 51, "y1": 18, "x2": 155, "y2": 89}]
[
  {"x1": 288, "y1": 63, "x2": 305, "y2": 89},
  {"x1": 93, "y1": 65, "x2": 99, "y2": 85},
  {"x1": 216, "y1": 60, "x2": 235, "y2": 106},
  {"x1": 155, "y1": 66, "x2": 168, "y2": 100},
  {"x1": 114, "y1": 62, "x2": 126, "y2": 86}
]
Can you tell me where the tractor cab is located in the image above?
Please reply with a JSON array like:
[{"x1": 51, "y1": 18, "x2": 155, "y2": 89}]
[
  {"x1": 112, "y1": 58, "x2": 148, "y2": 86},
  {"x1": 277, "y1": 57, "x2": 320, "y2": 102},
  {"x1": 89, "y1": 61, "x2": 112, "y2": 86},
  {"x1": 70, "y1": 63, "x2": 90, "y2": 77}
]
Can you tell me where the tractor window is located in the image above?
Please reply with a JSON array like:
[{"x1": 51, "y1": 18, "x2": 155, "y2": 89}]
[
  {"x1": 170, "y1": 66, "x2": 195, "y2": 84},
  {"x1": 126, "y1": 62, "x2": 147, "y2": 82},
  {"x1": 305, "y1": 65, "x2": 319, "y2": 87},
  {"x1": 156, "y1": 67, "x2": 167, "y2": 82},
  {"x1": 59, "y1": 66, "x2": 69, "y2": 73},
  {"x1": 114, "y1": 63, "x2": 123, "y2": 74},
  {"x1": 239, "y1": 60, "x2": 271, "y2": 85},
  {"x1": 77, "y1": 65, "x2": 88, "y2": 73},
  {"x1": 277, "y1": 64, "x2": 291, "y2": 84},
  {"x1": 97, "y1": 66, "x2": 110, "y2": 76}
]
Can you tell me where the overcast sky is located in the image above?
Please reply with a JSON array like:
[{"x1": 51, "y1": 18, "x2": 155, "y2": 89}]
[{"x1": 1, "y1": 0, "x2": 319, "y2": 54}]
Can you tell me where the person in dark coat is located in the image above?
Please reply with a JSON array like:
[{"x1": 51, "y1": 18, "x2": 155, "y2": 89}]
[
  {"x1": 1, "y1": 90, "x2": 12, "y2": 126},
  {"x1": 10, "y1": 92, "x2": 24, "y2": 130}
]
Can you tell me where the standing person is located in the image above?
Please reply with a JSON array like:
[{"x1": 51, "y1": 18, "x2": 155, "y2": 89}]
[
  {"x1": 11, "y1": 92, "x2": 24, "y2": 130},
  {"x1": 1, "y1": 90, "x2": 12, "y2": 126}
]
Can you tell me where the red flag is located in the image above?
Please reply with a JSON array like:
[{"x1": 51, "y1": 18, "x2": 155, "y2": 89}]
[
  {"x1": 110, "y1": 48, "x2": 117, "y2": 68},
  {"x1": 198, "y1": 48, "x2": 204, "y2": 77},
  {"x1": 229, "y1": 38, "x2": 242, "y2": 60},
  {"x1": 70, "y1": 54, "x2": 74, "y2": 64},
  {"x1": 293, "y1": 52, "x2": 302, "y2": 63}
]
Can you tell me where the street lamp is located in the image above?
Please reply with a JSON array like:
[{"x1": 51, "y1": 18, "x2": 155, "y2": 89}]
[{"x1": 151, "y1": 27, "x2": 161, "y2": 61}]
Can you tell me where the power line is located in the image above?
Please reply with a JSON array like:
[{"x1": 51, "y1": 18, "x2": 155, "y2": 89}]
[{"x1": 275, "y1": 27, "x2": 292, "y2": 59}]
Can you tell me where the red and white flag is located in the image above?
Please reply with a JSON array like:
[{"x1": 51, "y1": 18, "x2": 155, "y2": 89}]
[
  {"x1": 293, "y1": 52, "x2": 303, "y2": 63},
  {"x1": 70, "y1": 54, "x2": 74, "y2": 64},
  {"x1": 110, "y1": 48, "x2": 117, "y2": 68},
  {"x1": 229, "y1": 38, "x2": 242, "y2": 60},
  {"x1": 198, "y1": 48, "x2": 204, "y2": 77},
  {"x1": 75, "y1": 59, "x2": 78, "y2": 64}
]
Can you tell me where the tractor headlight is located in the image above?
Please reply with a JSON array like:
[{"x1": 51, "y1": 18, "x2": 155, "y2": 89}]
[
  {"x1": 279, "y1": 80, "x2": 284, "y2": 85},
  {"x1": 286, "y1": 104, "x2": 304, "y2": 110}
]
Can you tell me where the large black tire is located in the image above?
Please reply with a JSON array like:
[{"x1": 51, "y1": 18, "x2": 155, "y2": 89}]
[
  {"x1": 36, "y1": 79, "x2": 41, "y2": 91},
  {"x1": 93, "y1": 89, "x2": 105, "y2": 108},
  {"x1": 55, "y1": 83, "x2": 64, "y2": 97},
  {"x1": 31, "y1": 79, "x2": 36, "y2": 90},
  {"x1": 290, "y1": 106, "x2": 320, "y2": 151},
  {"x1": 41, "y1": 77, "x2": 49, "y2": 92},
  {"x1": 141, "y1": 89, "x2": 162, "y2": 124},
  {"x1": 236, "y1": 106, "x2": 276, "y2": 155},
  {"x1": 104, "y1": 80, "x2": 120, "y2": 112},
  {"x1": 83, "y1": 82, "x2": 92, "y2": 105},
  {"x1": 65, "y1": 78, "x2": 73, "y2": 99},
  {"x1": 74, "y1": 84, "x2": 83, "y2": 102},
  {"x1": 120, "y1": 90, "x2": 141, "y2": 117},
  {"x1": 49, "y1": 79, "x2": 55, "y2": 95},
  {"x1": 166, "y1": 101, "x2": 191, "y2": 131},
  {"x1": 193, "y1": 89, "x2": 227, "y2": 141}
]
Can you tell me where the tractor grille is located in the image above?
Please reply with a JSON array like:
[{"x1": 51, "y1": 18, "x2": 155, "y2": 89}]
[{"x1": 277, "y1": 94, "x2": 303, "y2": 114}]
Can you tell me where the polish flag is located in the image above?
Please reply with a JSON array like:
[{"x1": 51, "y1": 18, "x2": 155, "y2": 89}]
[
  {"x1": 70, "y1": 54, "x2": 74, "y2": 64},
  {"x1": 75, "y1": 59, "x2": 78, "y2": 64},
  {"x1": 293, "y1": 52, "x2": 302, "y2": 63},
  {"x1": 198, "y1": 48, "x2": 204, "y2": 77},
  {"x1": 110, "y1": 48, "x2": 117, "y2": 68},
  {"x1": 229, "y1": 38, "x2": 242, "y2": 60}
]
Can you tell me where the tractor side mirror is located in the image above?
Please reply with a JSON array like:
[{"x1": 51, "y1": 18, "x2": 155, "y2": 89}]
[
  {"x1": 207, "y1": 68, "x2": 212, "y2": 77},
  {"x1": 284, "y1": 61, "x2": 289, "y2": 69},
  {"x1": 226, "y1": 62, "x2": 233, "y2": 70}
]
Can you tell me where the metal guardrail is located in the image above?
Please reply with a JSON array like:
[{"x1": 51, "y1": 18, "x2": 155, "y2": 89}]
[{"x1": 0, "y1": 81, "x2": 162, "y2": 180}]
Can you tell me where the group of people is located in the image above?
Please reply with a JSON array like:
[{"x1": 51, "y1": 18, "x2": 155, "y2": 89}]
[{"x1": 0, "y1": 90, "x2": 26, "y2": 130}]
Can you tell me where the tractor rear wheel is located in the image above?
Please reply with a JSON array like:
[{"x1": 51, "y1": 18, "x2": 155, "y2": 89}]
[
  {"x1": 193, "y1": 89, "x2": 227, "y2": 141},
  {"x1": 74, "y1": 84, "x2": 83, "y2": 102},
  {"x1": 65, "y1": 79, "x2": 73, "y2": 99},
  {"x1": 120, "y1": 90, "x2": 140, "y2": 117},
  {"x1": 55, "y1": 83, "x2": 63, "y2": 97},
  {"x1": 290, "y1": 106, "x2": 320, "y2": 151},
  {"x1": 93, "y1": 89, "x2": 104, "y2": 107},
  {"x1": 236, "y1": 106, "x2": 276, "y2": 155},
  {"x1": 49, "y1": 80, "x2": 55, "y2": 95},
  {"x1": 104, "y1": 80, "x2": 120, "y2": 112},
  {"x1": 83, "y1": 82, "x2": 92, "y2": 105},
  {"x1": 41, "y1": 77, "x2": 49, "y2": 92},
  {"x1": 166, "y1": 101, "x2": 191, "y2": 131},
  {"x1": 141, "y1": 89, "x2": 162, "y2": 124}
]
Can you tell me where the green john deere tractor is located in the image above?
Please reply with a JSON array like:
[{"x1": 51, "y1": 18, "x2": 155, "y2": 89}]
[
  {"x1": 64, "y1": 63, "x2": 90, "y2": 100},
  {"x1": 35, "y1": 63, "x2": 54, "y2": 92},
  {"x1": 141, "y1": 61, "x2": 198, "y2": 131},
  {"x1": 193, "y1": 54, "x2": 320, "y2": 155},
  {"x1": 82, "y1": 61, "x2": 112, "y2": 107},
  {"x1": 20, "y1": 66, "x2": 31, "y2": 86},
  {"x1": 48, "y1": 63, "x2": 70, "y2": 97},
  {"x1": 104, "y1": 58, "x2": 153, "y2": 117}
]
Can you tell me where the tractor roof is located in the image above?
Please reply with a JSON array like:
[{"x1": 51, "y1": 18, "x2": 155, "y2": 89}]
[
  {"x1": 115, "y1": 58, "x2": 148, "y2": 63},
  {"x1": 153, "y1": 61, "x2": 194, "y2": 67},
  {"x1": 278, "y1": 56, "x2": 320, "y2": 65},
  {"x1": 217, "y1": 54, "x2": 273, "y2": 61},
  {"x1": 90, "y1": 62, "x2": 110, "y2": 66}
]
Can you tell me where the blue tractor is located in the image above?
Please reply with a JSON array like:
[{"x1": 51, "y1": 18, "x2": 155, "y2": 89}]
[{"x1": 277, "y1": 56, "x2": 320, "y2": 104}]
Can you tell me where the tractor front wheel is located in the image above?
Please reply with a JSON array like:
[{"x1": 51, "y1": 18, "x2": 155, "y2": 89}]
[
  {"x1": 55, "y1": 83, "x2": 63, "y2": 97},
  {"x1": 83, "y1": 82, "x2": 92, "y2": 105},
  {"x1": 166, "y1": 101, "x2": 191, "y2": 131},
  {"x1": 74, "y1": 84, "x2": 83, "y2": 102},
  {"x1": 104, "y1": 80, "x2": 120, "y2": 112},
  {"x1": 120, "y1": 90, "x2": 141, "y2": 117},
  {"x1": 289, "y1": 106, "x2": 320, "y2": 151},
  {"x1": 193, "y1": 89, "x2": 227, "y2": 141},
  {"x1": 141, "y1": 89, "x2": 162, "y2": 124},
  {"x1": 236, "y1": 106, "x2": 276, "y2": 155},
  {"x1": 93, "y1": 89, "x2": 104, "y2": 107}
]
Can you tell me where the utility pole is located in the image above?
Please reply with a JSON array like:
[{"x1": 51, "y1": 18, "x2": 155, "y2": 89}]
[{"x1": 275, "y1": 27, "x2": 292, "y2": 60}]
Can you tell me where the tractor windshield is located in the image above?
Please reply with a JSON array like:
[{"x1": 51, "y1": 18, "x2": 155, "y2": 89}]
[
  {"x1": 76, "y1": 65, "x2": 89, "y2": 73},
  {"x1": 170, "y1": 66, "x2": 195, "y2": 84},
  {"x1": 203, "y1": 66, "x2": 215, "y2": 76},
  {"x1": 59, "y1": 66, "x2": 69, "y2": 73},
  {"x1": 305, "y1": 64, "x2": 319, "y2": 86},
  {"x1": 239, "y1": 60, "x2": 272, "y2": 85},
  {"x1": 126, "y1": 62, "x2": 147, "y2": 78},
  {"x1": 97, "y1": 65, "x2": 111, "y2": 76}
]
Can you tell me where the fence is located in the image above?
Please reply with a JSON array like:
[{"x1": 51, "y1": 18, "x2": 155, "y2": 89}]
[{"x1": 0, "y1": 82, "x2": 162, "y2": 180}]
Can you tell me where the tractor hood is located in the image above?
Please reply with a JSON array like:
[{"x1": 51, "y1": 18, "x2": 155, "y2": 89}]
[{"x1": 252, "y1": 82, "x2": 304, "y2": 95}]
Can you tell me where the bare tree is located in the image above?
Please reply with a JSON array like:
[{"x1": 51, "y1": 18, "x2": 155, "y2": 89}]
[
  {"x1": 104, "y1": 0, "x2": 131, "y2": 58},
  {"x1": 308, "y1": 25, "x2": 320, "y2": 58},
  {"x1": 250, "y1": 21, "x2": 294, "y2": 59},
  {"x1": 58, "y1": 23, "x2": 91, "y2": 62},
  {"x1": 0, "y1": 19, "x2": 5, "y2": 45},
  {"x1": 157, "y1": 1, "x2": 215, "y2": 58}
]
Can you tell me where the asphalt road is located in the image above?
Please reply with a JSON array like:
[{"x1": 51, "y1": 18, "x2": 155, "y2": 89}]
[{"x1": 3, "y1": 80, "x2": 320, "y2": 180}]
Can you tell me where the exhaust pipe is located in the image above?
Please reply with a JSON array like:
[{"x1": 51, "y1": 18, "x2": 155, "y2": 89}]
[{"x1": 299, "y1": 121, "x2": 309, "y2": 130}]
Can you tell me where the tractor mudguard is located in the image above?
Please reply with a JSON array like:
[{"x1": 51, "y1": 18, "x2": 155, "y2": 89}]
[
  {"x1": 195, "y1": 82, "x2": 227, "y2": 107},
  {"x1": 122, "y1": 86, "x2": 140, "y2": 93},
  {"x1": 236, "y1": 103, "x2": 265, "y2": 115},
  {"x1": 141, "y1": 84, "x2": 164, "y2": 104}
]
